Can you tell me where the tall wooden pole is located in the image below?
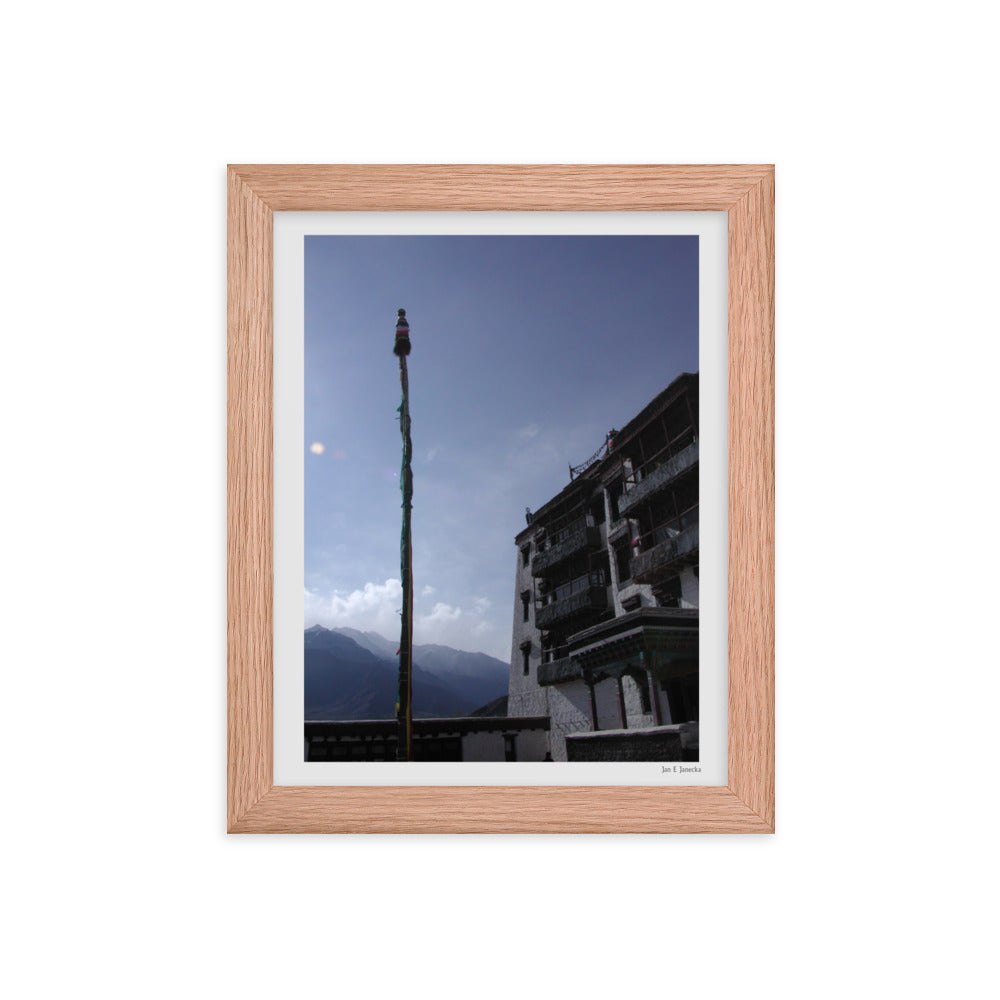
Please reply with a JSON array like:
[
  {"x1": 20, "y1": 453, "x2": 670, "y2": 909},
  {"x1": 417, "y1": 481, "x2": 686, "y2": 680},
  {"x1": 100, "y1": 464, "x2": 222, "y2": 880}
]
[{"x1": 393, "y1": 309, "x2": 414, "y2": 761}]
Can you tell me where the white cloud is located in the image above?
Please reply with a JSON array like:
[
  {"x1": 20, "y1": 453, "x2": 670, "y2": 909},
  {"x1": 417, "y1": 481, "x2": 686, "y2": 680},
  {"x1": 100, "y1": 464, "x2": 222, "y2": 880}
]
[
  {"x1": 516, "y1": 423, "x2": 540, "y2": 440},
  {"x1": 305, "y1": 578, "x2": 402, "y2": 637},
  {"x1": 412, "y1": 594, "x2": 505, "y2": 655},
  {"x1": 419, "y1": 601, "x2": 462, "y2": 626},
  {"x1": 305, "y1": 580, "x2": 508, "y2": 660}
]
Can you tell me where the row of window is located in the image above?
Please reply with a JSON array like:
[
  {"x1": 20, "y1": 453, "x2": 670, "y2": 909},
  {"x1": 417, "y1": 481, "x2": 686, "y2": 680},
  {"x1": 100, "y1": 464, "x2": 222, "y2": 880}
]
[
  {"x1": 521, "y1": 466, "x2": 696, "y2": 573},
  {"x1": 306, "y1": 738, "x2": 469, "y2": 762},
  {"x1": 522, "y1": 561, "x2": 687, "y2": 623}
]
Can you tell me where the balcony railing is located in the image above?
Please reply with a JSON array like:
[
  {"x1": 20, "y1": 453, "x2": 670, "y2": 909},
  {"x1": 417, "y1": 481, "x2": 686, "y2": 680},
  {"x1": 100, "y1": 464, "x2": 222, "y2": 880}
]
[
  {"x1": 617, "y1": 441, "x2": 699, "y2": 517},
  {"x1": 535, "y1": 586, "x2": 608, "y2": 630},
  {"x1": 537, "y1": 655, "x2": 583, "y2": 686},
  {"x1": 531, "y1": 522, "x2": 602, "y2": 577},
  {"x1": 629, "y1": 523, "x2": 699, "y2": 584}
]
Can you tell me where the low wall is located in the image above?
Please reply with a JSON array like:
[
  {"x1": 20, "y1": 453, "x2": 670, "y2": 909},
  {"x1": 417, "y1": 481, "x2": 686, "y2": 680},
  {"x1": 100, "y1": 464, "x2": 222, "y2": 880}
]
[{"x1": 564, "y1": 725, "x2": 697, "y2": 762}]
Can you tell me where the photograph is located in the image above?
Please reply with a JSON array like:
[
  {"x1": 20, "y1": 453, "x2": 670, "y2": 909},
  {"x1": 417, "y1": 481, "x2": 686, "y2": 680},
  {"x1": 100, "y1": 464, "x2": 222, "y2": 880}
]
[
  {"x1": 16, "y1": 2, "x2": 998, "y2": 993},
  {"x1": 302, "y1": 234, "x2": 701, "y2": 763}
]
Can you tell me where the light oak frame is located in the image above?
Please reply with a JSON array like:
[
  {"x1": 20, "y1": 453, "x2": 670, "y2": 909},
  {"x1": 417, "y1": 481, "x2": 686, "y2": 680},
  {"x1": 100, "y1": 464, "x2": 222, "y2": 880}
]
[{"x1": 227, "y1": 165, "x2": 774, "y2": 833}]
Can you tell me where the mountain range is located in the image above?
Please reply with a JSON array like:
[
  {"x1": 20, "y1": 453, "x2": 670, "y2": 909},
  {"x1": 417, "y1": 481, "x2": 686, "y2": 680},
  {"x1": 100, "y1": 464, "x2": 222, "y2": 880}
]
[{"x1": 304, "y1": 625, "x2": 510, "y2": 720}]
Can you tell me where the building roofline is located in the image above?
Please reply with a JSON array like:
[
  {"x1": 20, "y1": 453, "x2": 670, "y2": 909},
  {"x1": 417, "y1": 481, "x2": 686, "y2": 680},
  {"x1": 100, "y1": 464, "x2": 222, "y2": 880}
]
[
  {"x1": 514, "y1": 371, "x2": 698, "y2": 544},
  {"x1": 568, "y1": 605, "x2": 699, "y2": 649},
  {"x1": 603, "y1": 372, "x2": 697, "y2": 462}
]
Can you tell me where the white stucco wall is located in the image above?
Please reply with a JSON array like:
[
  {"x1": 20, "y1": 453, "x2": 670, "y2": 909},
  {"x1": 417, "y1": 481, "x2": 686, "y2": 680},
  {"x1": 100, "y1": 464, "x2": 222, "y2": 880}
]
[
  {"x1": 546, "y1": 677, "x2": 631, "y2": 761},
  {"x1": 508, "y1": 728, "x2": 549, "y2": 762},
  {"x1": 461, "y1": 730, "x2": 505, "y2": 762},
  {"x1": 680, "y1": 565, "x2": 699, "y2": 607},
  {"x1": 545, "y1": 680, "x2": 592, "y2": 761},
  {"x1": 507, "y1": 543, "x2": 549, "y2": 718},
  {"x1": 620, "y1": 672, "x2": 653, "y2": 729},
  {"x1": 460, "y1": 728, "x2": 549, "y2": 762}
]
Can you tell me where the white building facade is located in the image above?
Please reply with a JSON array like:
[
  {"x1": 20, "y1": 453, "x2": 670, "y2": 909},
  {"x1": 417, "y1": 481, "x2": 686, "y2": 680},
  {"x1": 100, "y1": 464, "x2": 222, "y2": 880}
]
[{"x1": 507, "y1": 374, "x2": 700, "y2": 762}]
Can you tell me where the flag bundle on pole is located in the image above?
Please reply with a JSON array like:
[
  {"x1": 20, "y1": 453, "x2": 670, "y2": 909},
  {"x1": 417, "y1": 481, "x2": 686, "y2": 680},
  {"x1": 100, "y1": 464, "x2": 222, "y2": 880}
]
[{"x1": 394, "y1": 309, "x2": 414, "y2": 761}]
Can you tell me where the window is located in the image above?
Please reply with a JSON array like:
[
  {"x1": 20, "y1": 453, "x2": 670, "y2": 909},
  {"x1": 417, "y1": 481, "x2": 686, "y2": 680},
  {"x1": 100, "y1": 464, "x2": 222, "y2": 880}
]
[
  {"x1": 503, "y1": 734, "x2": 518, "y2": 762},
  {"x1": 614, "y1": 540, "x2": 632, "y2": 584},
  {"x1": 520, "y1": 641, "x2": 531, "y2": 675},
  {"x1": 609, "y1": 480, "x2": 624, "y2": 521},
  {"x1": 636, "y1": 673, "x2": 651, "y2": 714},
  {"x1": 521, "y1": 590, "x2": 530, "y2": 621},
  {"x1": 653, "y1": 576, "x2": 682, "y2": 608},
  {"x1": 520, "y1": 543, "x2": 531, "y2": 568}
]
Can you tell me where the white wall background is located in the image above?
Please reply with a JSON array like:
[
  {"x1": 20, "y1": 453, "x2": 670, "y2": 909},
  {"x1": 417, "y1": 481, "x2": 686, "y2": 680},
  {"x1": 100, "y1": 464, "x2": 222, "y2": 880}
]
[{"x1": 4, "y1": 3, "x2": 996, "y2": 998}]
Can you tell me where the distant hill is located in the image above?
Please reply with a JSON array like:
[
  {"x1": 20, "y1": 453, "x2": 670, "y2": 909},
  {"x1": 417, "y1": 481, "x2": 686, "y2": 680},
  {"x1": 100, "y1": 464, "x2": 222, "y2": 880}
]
[
  {"x1": 304, "y1": 627, "x2": 397, "y2": 719},
  {"x1": 470, "y1": 695, "x2": 508, "y2": 717},
  {"x1": 304, "y1": 625, "x2": 509, "y2": 720},
  {"x1": 405, "y1": 643, "x2": 510, "y2": 714},
  {"x1": 332, "y1": 627, "x2": 399, "y2": 662}
]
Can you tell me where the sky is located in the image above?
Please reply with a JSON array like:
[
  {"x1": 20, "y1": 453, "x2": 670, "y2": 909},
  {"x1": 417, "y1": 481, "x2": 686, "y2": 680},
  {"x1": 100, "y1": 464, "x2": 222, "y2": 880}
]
[{"x1": 304, "y1": 234, "x2": 698, "y2": 661}]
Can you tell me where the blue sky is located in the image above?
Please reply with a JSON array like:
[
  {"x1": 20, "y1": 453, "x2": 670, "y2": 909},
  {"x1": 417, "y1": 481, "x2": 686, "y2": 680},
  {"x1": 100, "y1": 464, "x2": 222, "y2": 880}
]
[{"x1": 304, "y1": 235, "x2": 698, "y2": 661}]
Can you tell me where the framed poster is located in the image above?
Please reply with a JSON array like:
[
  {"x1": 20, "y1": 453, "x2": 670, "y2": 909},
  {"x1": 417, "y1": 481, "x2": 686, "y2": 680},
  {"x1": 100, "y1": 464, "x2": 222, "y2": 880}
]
[{"x1": 228, "y1": 165, "x2": 774, "y2": 833}]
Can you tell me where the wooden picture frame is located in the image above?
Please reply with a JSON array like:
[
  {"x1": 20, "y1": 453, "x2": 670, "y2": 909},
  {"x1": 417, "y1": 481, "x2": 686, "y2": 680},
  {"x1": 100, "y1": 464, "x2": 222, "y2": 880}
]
[{"x1": 227, "y1": 164, "x2": 774, "y2": 833}]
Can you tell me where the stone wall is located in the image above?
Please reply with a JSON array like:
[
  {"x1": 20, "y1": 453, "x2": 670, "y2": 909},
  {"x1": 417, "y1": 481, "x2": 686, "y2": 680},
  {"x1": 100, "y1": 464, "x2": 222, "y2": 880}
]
[
  {"x1": 565, "y1": 725, "x2": 693, "y2": 762},
  {"x1": 679, "y1": 565, "x2": 699, "y2": 607}
]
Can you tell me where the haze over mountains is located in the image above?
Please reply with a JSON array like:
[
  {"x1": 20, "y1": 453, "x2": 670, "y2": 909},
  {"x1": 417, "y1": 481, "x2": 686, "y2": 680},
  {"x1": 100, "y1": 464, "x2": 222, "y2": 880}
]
[{"x1": 304, "y1": 625, "x2": 509, "y2": 720}]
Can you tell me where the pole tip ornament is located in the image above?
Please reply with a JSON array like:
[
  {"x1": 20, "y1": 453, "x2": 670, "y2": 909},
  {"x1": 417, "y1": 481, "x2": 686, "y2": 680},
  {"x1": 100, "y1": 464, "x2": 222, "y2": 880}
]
[{"x1": 393, "y1": 308, "x2": 411, "y2": 356}]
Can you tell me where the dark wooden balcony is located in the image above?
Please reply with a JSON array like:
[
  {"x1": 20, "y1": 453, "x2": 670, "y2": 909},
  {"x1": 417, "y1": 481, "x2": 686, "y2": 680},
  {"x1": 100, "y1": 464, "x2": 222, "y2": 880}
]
[
  {"x1": 531, "y1": 523, "x2": 602, "y2": 577},
  {"x1": 537, "y1": 655, "x2": 583, "y2": 687},
  {"x1": 617, "y1": 441, "x2": 698, "y2": 517},
  {"x1": 535, "y1": 586, "x2": 608, "y2": 630},
  {"x1": 630, "y1": 523, "x2": 699, "y2": 584}
]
